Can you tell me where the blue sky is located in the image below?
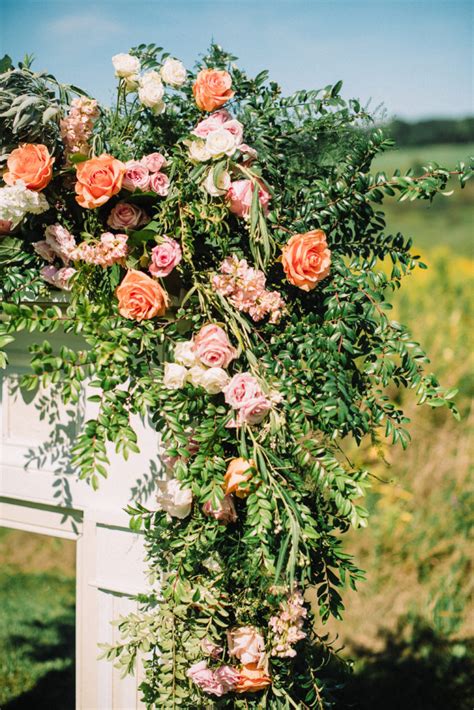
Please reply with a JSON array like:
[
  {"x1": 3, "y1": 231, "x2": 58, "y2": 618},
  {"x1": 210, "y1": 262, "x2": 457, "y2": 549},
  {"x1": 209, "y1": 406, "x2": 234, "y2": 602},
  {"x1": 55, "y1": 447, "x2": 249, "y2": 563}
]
[{"x1": 1, "y1": 0, "x2": 472, "y2": 119}]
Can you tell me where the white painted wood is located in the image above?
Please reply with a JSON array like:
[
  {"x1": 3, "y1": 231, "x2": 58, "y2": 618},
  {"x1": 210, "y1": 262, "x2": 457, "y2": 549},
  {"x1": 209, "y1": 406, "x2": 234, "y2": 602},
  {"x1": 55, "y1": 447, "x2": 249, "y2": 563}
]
[{"x1": 0, "y1": 330, "x2": 161, "y2": 709}]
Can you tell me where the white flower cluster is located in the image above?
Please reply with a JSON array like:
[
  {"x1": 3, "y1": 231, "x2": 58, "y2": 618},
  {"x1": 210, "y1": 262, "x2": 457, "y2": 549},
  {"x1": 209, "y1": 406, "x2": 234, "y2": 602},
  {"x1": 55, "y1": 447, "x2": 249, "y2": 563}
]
[
  {"x1": 112, "y1": 53, "x2": 186, "y2": 114},
  {"x1": 0, "y1": 182, "x2": 49, "y2": 229},
  {"x1": 163, "y1": 340, "x2": 230, "y2": 394}
]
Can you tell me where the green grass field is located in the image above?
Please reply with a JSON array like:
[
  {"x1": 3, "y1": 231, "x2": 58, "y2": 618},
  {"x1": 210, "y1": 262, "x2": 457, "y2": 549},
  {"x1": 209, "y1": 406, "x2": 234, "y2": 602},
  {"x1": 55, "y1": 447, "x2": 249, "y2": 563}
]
[{"x1": 0, "y1": 142, "x2": 472, "y2": 708}]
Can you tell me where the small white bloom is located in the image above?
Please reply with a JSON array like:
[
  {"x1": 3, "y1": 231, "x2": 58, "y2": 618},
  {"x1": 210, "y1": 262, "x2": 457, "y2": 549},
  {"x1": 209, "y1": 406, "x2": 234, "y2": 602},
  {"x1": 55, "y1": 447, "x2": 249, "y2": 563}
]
[
  {"x1": 138, "y1": 71, "x2": 165, "y2": 109},
  {"x1": 206, "y1": 128, "x2": 237, "y2": 158},
  {"x1": 155, "y1": 478, "x2": 193, "y2": 519},
  {"x1": 186, "y1": 139, "x2": 211, "y2": 162},
  {"x1": 174, "y1": 340, "x2": 199, "y2": 368},
  {"x1": 112, "y1": 53, "x2": 140, "y2": 78},
  {"x1": 187, "y1": 365, "x2": 207, "y2": 388},
  {"x1": 163, "y1": 362, "x2": 188, "y2": 389},
  {"x1": 200, "y1": 367, "x2": 230, "y2": 394},
  {"x1": 0, "y1": 182, "x2": 49, "y2": 229},
  {"x1": 123, "y1": 74, "x2": 140, "y2": 93},
  {"x1": 204, "y1": 169, "x2": 231, "y2": 197},
  {"x1": 160, "y1": 57, "x2": 186, "y2": 87}
]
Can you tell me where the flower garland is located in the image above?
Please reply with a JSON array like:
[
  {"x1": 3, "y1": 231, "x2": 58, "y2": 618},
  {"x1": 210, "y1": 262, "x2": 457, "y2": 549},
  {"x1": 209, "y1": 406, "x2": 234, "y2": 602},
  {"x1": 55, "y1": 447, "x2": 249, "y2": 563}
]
[{"x1": 0, "y1": 44, "x2": 469, "y2": 708}]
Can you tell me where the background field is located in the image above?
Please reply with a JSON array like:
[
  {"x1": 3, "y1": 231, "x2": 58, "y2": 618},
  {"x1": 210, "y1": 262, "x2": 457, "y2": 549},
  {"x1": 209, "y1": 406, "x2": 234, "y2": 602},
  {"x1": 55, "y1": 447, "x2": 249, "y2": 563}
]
[{"x1": 0, "y1": 143, "x2": 473, "y2": 708}]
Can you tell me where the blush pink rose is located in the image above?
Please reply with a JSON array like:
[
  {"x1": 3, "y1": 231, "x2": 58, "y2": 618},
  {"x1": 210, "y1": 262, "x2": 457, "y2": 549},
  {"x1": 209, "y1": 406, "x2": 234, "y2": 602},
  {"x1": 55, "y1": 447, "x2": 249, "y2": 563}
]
[
  {"x1": 227, "y1": 179, "x2": 270, "y2": 218},
  {"x1": 236, "y1": 395, "x2": 272, "y2": 426},
  {"x1": 222, "y1": 119, "x2": 244, "y2": 144},
  {"x1": 149, "y1": 171, "x2": 170, "y2": 196},
  {"x1": 186, "y1": 661, "x2": 226, "y2": 697},
  {"x1": 223, "y1": 373, "x2": 262, "y2": 409},
  {"x1": 107, "y1": 201, "x2": 149, "y2": 230},
  {"x1": 149, "y1": 237, "x2": 182, "y2": 278},
  {"x1": 192, "y1": 324, "x2": 237, "y2": 369},
  {"x1": 203, "y1": 494, "x2": 237, "y2": 524},
  {"x1": 122, "y1": 160, "x2": 150, "y2": 191},
  {"x1": 192, "y1": 109, "x2": 231, "y2": 137},
  {"x1": 140, "y1": 152, "x2": 167, "y2": 172},
  {"x1": 227, "y1": 627, "x2": 266, "y2": 666}
]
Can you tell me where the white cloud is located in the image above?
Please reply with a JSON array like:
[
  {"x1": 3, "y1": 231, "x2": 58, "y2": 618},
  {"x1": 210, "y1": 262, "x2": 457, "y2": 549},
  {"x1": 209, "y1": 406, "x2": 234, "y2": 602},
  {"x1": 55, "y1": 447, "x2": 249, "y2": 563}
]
[{"x1": 47, "y1": 12, "x2": 124, "y2": 36}]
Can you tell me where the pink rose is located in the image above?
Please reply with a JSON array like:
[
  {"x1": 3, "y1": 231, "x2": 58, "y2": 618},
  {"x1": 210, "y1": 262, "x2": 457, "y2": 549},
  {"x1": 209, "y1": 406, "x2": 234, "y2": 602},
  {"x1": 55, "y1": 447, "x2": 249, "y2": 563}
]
[
  {"x1": 186, "y1": 661, "x2": 226, "y2": 697},
  {"x1": 149, "y1": 237, "x2": 182, "y2": 278},
  {"x1": 222, "y1": 119, "x2": 244, "y2": 144},
  {"x1": 141, "y1": 152, "x2": 167, "y2": 172},
  {"x1": 227, "y1": 627, "x2": 266, "y2": 666},
  {"x1": 203, "y1": 495, "x2": 237, "y2": 524},
  {"x1": 214, "y1": 666, "x2": 240, "y2": 693},
  {"x1": 122, "y1": 160, "x2": 150, "y2": 191},
  {"x1": 227, "y1": 179, "x2": 270, "y2": 218},
  {"x1": 192, "y1": 324, "x2": 237, "y2": 369},
  {"x1": 107, "y1": 201, "x2": 149, "y2": 230},
  {"x1": 192, "y1": 109, "x2": 231, "y2": 138},
  {"x1": 236, "y1": 395, "x2": 272, "y2": 426},
  {"x1": 223, "y1": 373, "x2": 262, "y2": 409},
  {"x1": 201, "y1": 639, "x2": 223, "y2": 658},
  {"x1": 149, "y1": 171, "x2": 170, "y2": 196}
]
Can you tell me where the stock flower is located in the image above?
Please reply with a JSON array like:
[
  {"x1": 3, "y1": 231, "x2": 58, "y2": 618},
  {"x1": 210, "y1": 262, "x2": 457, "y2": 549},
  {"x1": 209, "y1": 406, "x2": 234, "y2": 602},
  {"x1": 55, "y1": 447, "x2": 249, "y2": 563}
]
[
  {"x1": 204, "y1": 169, "x2": 231, "y2": 196},
  {"x1": 43, "y1": 224, "x2": 76, "y2": 264},
  {"x1": 122, "y1": 161, "x2": 150, "y2": 192},
  {"x1": 4, "y1": 143, "x2": 54, "y2": 191},
  {"x1": 141, "y1": 152, "x2": 167, "y2": 172},
  {"x1": 75, "y1": 154, "x2": 125, "y2": 208},
  {"x1": 163, "y1": 363, "x2": 188, "y2": 390},
  {"x1": 227, "y1": 627, "x2": 266, "y2": 666},
  {"x1": 203, "y1": 494, "x2": 237, "y2": 524},
  {"x1": 193, "y1": 68, "x2": 235, "y2": 112},
  {"x1": 155, "y1": 478, "x2": 192, "y2": 519},
  {"x1": 269, "y1": 589, "x2": 307, "y2": 658},
  {"x1": 33, "y1": 241, "x2": 55, "y2": 262},
  {"x1": 138, "y1": 71, "x2": 165, "y2": 112},
  {"x1": 116, "y1": 269, "x2": 168, "y2": 320},
  {"x1": 41, "y1": 265, "x2": 76, "y2": 291},
  {"x1": 60, "y1": 97, "x2": 99, "y2": 157},
  {"x1": 149, "y1": 237, "x2": 182, "y2": 277},
  {"x1": 192, "y1": 324, "x2": 237, "y2": 369},
  {"x1": 281, "y1": 229, "x2": 331, "y2": 291},
  {"x1": 223, "y1": 458, "x2": 254, "y2": 498},
  {"x1": 70, "y1": 233, "x2": 128, "y2": 267},
  {"x1": 227, "y1": 179, "x2": 270, "y2": 219},
  {"x1": 112, "y1": 53, "x2": 140, "y2": 78},
  {"x1": 107, "y1": 201, "x2": 149, "y2": 230},
  {"x1": 160, "y1": 57, "x2": 186, "y2": 86},
  {"x1": 235, "y1": 664, "x2": 271, "y2": 693},
  {"x1": 149, "y1": 171, "x2": 170, "y2": 196}
]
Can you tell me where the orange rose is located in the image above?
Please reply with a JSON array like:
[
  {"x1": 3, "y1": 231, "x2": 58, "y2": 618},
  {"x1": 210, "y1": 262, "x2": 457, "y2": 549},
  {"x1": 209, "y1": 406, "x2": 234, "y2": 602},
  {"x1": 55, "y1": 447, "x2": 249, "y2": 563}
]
[
  {"x1": 3, "y1": 143, "x2": 54, "y2": 191},
  {"x1": 223, "y1": 458, "x2": 254, "y2": 498},
  {"x1": 235, "y1": 663, "x2": 271, "y2": 693},
  {"x1": 116, "y1": 270, "x2": 169, "y2": 321},
  {"x1": 193, "y1": 69, "x2": 235, "y2": 112},
  {"x1": 75, "y1": 153, "x2": 125, "y2": 209},
  {"x1": 281, "y1": 229, "x2": 331, "y2": 291}
]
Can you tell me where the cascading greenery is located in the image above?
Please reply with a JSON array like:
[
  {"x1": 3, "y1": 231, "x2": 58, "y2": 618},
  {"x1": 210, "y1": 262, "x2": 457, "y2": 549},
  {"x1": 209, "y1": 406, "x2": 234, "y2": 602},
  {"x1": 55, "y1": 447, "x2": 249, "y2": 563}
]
[{"x1": 0, "y1": 44, "x2": 471, "y2": 708}]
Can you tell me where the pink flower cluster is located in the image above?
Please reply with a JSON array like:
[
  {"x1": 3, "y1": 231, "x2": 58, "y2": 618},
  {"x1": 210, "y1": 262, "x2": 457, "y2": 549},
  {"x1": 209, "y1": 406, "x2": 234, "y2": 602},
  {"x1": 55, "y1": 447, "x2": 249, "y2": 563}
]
[
  {"x1": 213, "y1": 255, "x2": 285, "y2": 324},
  {"x1": 40, "y1": 265, "x2": 76, "y2": 291},
  {"x1": 123, "y1": 153, "x2": 169, "y2": 195},
  {"x1": 186, "y1": 661, "x2": 239, "y2": 697},
  {"x1": 149, "y1": 237, "x2": 182, "y2": 277},
  {"x1": 69, "y1": 232, "x2": 128, "y2": 267},
  {"x1": 223, "y1": 372, "x2": 272, "y2": 427},
  {"x1": 60, "y1": 97, "x2": 99, "y2": 156},
  {"x1": 34, "y1": 223, "x2": 76, "y2": 265},
  {"x1": 269, "y1": 589, "x2": 307, "y2": 658}
]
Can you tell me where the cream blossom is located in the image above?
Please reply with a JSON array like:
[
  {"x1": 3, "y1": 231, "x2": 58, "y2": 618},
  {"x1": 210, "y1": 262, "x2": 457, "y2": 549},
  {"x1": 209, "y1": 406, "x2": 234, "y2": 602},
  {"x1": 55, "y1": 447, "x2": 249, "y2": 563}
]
[
  {"x1": 160, "y1": 57, "x2": 186, "y2": 86},
  {"x1": 163, "y1": 362, "x2": 188, "y2": 390},
  {"x1": 187, "y1": 365, "x2": 207, "y2": 388},
  {"x1": 174, "y1": 340, "x2": 199, "y2": 368},
  {"x1": 155, "y1": 478, "x2": 192, "y2": 519},
  {"x1": 123, "y1": 74, "x2": 140, "y2": 93},
  {"x1": 206, "y1": 128, "x2": 237, "y2": 158},
  {"x1": 204, "y1": 169, "x2": 231, "y2": 197},
  {"x1": 138, "y1": 71, "x2": 165, "y2": 112},
  {"x1": 112, "y1": 53, "x2": 140, "y2": 78},
  {"x1": 186, "y1": 139, "x2": 211, "y2": 162},
  {"x1": 199, "y1": 367, "x2": 230, "y2": 394}
]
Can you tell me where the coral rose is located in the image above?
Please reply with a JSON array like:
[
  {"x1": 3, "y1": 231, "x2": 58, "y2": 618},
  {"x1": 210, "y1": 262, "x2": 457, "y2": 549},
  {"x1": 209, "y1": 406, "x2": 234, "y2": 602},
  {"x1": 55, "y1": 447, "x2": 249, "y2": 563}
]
[
  {"x1": 4, "y1": 143, "x2": 54, "y2": 191},
  {"x1": 193, "y1": 69, "x2": 235, "y2": 112},
  {"x1": 223, "y1": 458, "x2": 254, "y2": 498},
  {"x1": 281, "y1": 229, "x2": 331, "y2": 291},
  {"x1": 116, "y1": 269, "x2": 168, "y2": 321},
  {"x1": 75, "y1": 153, "x2": 125, "y2": 209},
  {"x1": 235, "y1": 664, "x2": 271, "y2": 693}
]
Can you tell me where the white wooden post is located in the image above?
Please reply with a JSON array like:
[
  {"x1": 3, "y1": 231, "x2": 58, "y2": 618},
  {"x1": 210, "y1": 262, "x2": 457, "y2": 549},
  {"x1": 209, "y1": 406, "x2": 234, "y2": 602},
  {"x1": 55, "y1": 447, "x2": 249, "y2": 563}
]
[{"x1": 0, "y1": 330, "x2": 160, "y2": 709}]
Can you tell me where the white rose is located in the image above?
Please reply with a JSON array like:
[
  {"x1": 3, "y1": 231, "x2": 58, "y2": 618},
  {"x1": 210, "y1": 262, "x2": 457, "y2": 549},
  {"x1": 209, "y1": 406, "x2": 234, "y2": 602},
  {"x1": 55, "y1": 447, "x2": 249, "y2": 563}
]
[
  {"x1": 187, "y1": 365, "x2": 207, "y2": 388},
  {"x1": 200, "y1": 367, "x2": 230, "y2": 394},
  {"x1": 174, "y1": 341, "x2": 199, "y2": 368},
  {"x1": 204, "y1": 169, "x2": 231, "y2": 197},
  {"x1": 186, "y1": 139, "x2": 211, "y2": 162},
  {"x1": 123, "y1": 74, "x2": 139, "y2": 93},
  {"x1": 160, "y1": 57, "x2": 186, "y2": 87},
  {"x1": 206, "y1": 128, "x2": 237, "y2": 158},
  {"x1": 112, "y1": 53, "x2": 140, "y2": 78},
  {"x1": 156, "y1": 479, "x2": 193, "y2": 519},
  {"x1": 138, "y1": 71, "x2": 165, "y2": 109},
  {"x1": 163, "y1": 363, "x2": 188, "y2": 389}
]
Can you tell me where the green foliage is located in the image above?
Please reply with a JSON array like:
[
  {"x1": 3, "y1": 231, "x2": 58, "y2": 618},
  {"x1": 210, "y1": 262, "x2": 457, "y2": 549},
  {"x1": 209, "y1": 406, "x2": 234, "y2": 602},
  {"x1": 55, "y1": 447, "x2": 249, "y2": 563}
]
[{"x1": 0, "y1": 44, "x2": 472, "y2": 708}]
